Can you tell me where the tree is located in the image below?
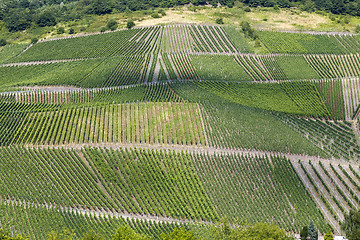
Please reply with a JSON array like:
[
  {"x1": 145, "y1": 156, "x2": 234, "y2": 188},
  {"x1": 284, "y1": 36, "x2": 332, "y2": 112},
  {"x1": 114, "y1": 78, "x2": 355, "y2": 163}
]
[
  {"x1": 107, "y1": 19, "x2": 118, "y2": 31},
  {"x1": 112, "y1": 225, "x2": 149, "y2": 240},
  {"x1": 324, "y1": 232, "x2": 334, "y2": 240},
  {"x1": 88, "y1": 0, "x2": 112, "y2": 15},
  {"x1": 69, "y1": 28, "x2": 75, "y2": 34},
  {"x1": 161, "y1": 228, "x2": 197, "y2": 240},
  {"x1": 276, "y1": 0, "x2": 290, "y2": 8},
  {"x1": 300, "y1": 226, "x2": 308, "y2": 240},
  {"x1": 341, "y1": 209, "x2": 360, "y2": 240},
  {"x1": 211, "y1": 218, "x2": 293, "y2": 240},
  {"x1": 4, "y1": 8, "x2": 32, "y2": 32},
  {"x1": 36, "y1": 12, "x2": 57, "y2": 27},
  {"x1": 243, "y1": 222, "x2": 293, "y2": 240},
  {"x1": 240, "y1": 21, "x2": 257, "y2": 39},
  {"x1": 127, "y1": 19, "x2": 135, "y2": 29},
  {"x1": 0, "y1": 39, "x2": 7, "y2": 46},
  {"x1": 308, "y1": 220, "x2": 318, "y2": 240}
]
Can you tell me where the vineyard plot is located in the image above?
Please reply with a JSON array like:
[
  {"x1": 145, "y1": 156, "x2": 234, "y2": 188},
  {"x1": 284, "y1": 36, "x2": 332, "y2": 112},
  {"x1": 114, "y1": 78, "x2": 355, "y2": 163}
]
[
  {"x1": 200, "y1": 101, "x2": 326, "y2": 157},
  {"x1": 6, "y1": 83, "x2": 182, "y2": 105},
  {"x1": 102, "y1": 55, "x2": 148, "y2": 87},
  {"x1": 191, "y1": 55, "x2": 252, "y2": 82},
  {"x1": 0, "y1": 147, "x2": 218, "y2": 221},
  {"x1": 0, "y1": 44, "x2": 29, "y2": 64},
  {"x1": 161, "y1": 25, "x2": 194, "y2": 53},
  {"x1": 0, "y1": 60, "x2": 104, "y2": 88},
  {"x1": 10, "y1": 102, "x2": 207, "y2": 146},
  {"x1": 315, "y1": 79, "x2": 345, "y2": 120},
  {"x1": 279, "y1": 116, "x2": 360, "y2": 161},
  {"x1": 258, "y1": 31, "x2": 359, "y2": 54},
  {"x1": 196, "y1": 81, "x2": 306, "y2": 115},
  {"x1": 276, "y1": 55, "x2": 320, "y2": 80},
  {"x1": 292, "y1": 160, "x2": 360, "y2": 233},
  {"x1": 305, "y1": 54, "x2": 360, "y2": 79},
  {"x1": 168, "y1": 54, "x2": 199, "y2": 80},
  {"x1": 0, "y1": 198, "x2": 189, "y2": 240},
  {"x1": 342, "y1": 78, "x2": 360, "y2": 120},
  {"x1": 222, "y1": 26, "x2": 252, "y2": 53},
  {"x1": 280, "y1": 81, "x2": 330, "y2": 118},
  {"x1": 12, "y1": 27, "x2": 161, "y2": 62},
  {"x1": 192, "y1": 153, "x2": 329, "y2": 232},
  {"x1": 188, "y1": 25, "x2": 238, "y2": 53}
]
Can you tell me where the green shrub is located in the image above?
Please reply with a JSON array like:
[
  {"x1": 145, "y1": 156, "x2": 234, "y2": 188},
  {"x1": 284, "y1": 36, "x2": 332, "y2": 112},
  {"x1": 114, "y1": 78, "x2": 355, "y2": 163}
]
[
  {"x1": 0, "y1": 39, "x2": 7, "y2": 46},
  {"x1": 107, "y1": 19, "x2": 118, "y2": 31},
  {"x1": 127, "y1": 19, "x2": 135, "y2": 29},
  {"x1": 355, "y1": 25, "x2": 360, "y2": 33},
  {"x1": 31, "y1": 37, "x2": 38, "y2": 44},
  {"x1": 151, "y1": 13, "x2": 161, "y2": 18},
  {"x1": 158, "y1": 9, "x2": 166, "y2": 16},
  {"x1": 216, "y1": 18, "x2": 224, "y2": 24},
  {"x1": 57, "y1": 27, "x2": 65, "y2": 34}
]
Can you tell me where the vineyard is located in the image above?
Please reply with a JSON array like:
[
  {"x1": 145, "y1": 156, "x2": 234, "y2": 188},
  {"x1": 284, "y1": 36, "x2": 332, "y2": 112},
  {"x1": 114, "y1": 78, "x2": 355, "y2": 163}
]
[
  {"x1": 1, "y1": 24, "x2": 360, "y2": 239},
  {"x1": 192, "y1": 153, "x2": 329, "y2": 231},
  {"x1": 0, "y1": 199, "x2": 190, "y2": 239}
]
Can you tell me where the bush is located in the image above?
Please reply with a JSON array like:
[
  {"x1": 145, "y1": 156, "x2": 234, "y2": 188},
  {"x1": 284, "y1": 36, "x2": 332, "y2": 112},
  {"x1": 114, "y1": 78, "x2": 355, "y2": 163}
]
[
  {"x1": 216, "y1": 18, "x2": 224, "y2": 24},
  {"x1": 241, "y1": 21, "x2": 257, "y2": 40},
  {"x1": 244, "y1": 6, "x2": 251, "y2": 12},
  {"x1": 127, "y1": 19, "x2": 135, "y2": 29},
  {"x1": 158, "y1": 9, "x2": 166, "y2": 16},
  {"x1": 151, "y1": 13, "x2": 161, "y2": 18},
  {"x1": 107, "y1": 19, "x2": 118, "y2": 31},
  {"x1": 100, "y1": 27, "x2": 107, "y2": 32},
  {"x1": 31, "y1": 37, "x2": 38, "y2": 44},
  {"x1": 0, "y1": 39, "x2": 7, "y2": 46},
  {"x1": 57, "y1": 27, "x2": 65, "y2": 34},
  {"x1": 355, "y1": 25, "x2": 360, "y2": 33},
  {"x1": 69, "y1": 28, "x2": 75, "y2": 34}
]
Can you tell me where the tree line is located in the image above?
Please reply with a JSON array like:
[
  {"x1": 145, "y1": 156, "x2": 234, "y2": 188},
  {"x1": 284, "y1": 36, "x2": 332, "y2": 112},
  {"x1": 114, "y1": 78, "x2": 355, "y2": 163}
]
[{"x1": 1, "y1": 0, "x2": 360, "y2": 33}]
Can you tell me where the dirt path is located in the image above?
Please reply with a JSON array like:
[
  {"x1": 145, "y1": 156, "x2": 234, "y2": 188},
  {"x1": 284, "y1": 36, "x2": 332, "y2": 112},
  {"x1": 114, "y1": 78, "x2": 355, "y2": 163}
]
[
  {"x1": 342, "y1": 79, "x2": 352, "y2": 120},
  {"x1": 0, "y1": 58, "x2": 92, "y2": 67},
  {"x1": 23, "y1": 142, "x2": 357, "y2": 166},
  {"x1": 0, "y1": 199, "x2": 204, "y2": 225}
]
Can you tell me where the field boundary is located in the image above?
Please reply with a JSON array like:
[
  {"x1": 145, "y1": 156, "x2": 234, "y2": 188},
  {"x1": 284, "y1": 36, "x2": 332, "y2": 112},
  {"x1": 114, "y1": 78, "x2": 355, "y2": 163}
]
[{"x1": 21, "y1": 142, "x2": 359, "y2": 166}]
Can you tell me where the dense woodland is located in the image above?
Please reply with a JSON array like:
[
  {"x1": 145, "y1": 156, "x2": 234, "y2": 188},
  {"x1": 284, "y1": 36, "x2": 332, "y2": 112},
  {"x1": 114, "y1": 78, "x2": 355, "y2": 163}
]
[{"x1": 1, "y1": 0, "x2": 360, "y2": 32}]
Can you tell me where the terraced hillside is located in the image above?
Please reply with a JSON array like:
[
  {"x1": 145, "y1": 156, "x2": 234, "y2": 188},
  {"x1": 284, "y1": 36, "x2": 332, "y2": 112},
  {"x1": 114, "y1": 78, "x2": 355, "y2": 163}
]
[{"x1": 1, "y1": 25, "x2": 360, "y2": 239}]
